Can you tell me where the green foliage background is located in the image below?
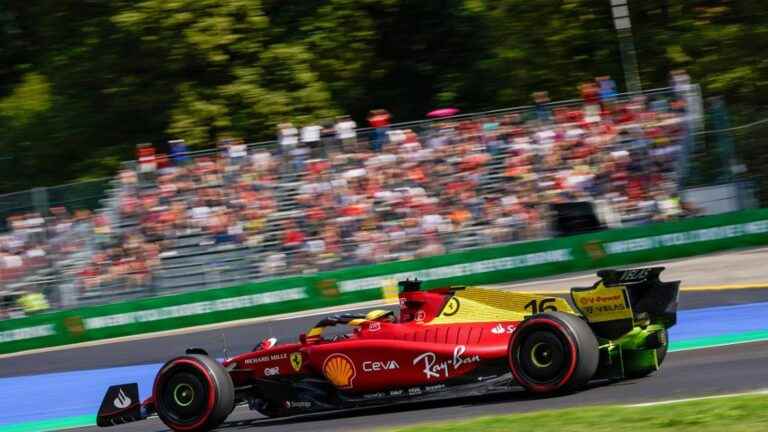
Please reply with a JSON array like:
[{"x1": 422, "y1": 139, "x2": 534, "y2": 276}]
[{"x1": 0, "y1": 0, "x2": 765, "y2": 191}]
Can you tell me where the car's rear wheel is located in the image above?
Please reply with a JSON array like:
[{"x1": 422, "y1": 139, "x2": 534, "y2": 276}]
[
  {"x1": 508, "y1": 312, "x2": 599, "y2": 394},
  {"x1": 153, "y1": 354, "x2": 234, "y2": 431}
]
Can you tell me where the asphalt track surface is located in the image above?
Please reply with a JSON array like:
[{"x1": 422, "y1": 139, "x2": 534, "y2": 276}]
[
  {"x1": 3, "y1": 247, "x2": 768, "y2": 431},
  {"x1": 4, "y1": 246, "x2": 768, "y2": 377}
]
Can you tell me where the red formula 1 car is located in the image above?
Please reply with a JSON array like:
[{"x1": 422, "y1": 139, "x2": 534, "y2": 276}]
[{"x1": 97, "y1": 267, "x2": 679, "y2": 431}]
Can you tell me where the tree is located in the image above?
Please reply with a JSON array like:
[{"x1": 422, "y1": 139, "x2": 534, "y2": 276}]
[{"x1": 1, "y1": 0, "x2": 767, "y2": 191}]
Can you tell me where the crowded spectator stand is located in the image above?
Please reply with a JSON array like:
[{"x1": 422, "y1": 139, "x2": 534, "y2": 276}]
[{"x1": 0, "y1": 82, "x2": 699, "y2": 315}]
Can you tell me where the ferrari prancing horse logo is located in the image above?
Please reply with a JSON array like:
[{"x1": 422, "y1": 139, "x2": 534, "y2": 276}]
[{"x1": 290, "y1": 352, "x2": 303, "y2": 372}]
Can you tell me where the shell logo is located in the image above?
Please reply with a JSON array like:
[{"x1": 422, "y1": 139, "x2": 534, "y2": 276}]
[{"x1": 322, "y1": 354, "x2": 356, "y2": 389}]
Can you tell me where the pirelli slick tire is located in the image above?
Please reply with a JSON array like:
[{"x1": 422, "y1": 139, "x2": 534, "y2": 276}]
[
  {"x1": 153, "y1": 354, "x2": 235, "y2": 432},
  {"x1": 508, "y1": 311, "x2": 599, "y2": 394}
]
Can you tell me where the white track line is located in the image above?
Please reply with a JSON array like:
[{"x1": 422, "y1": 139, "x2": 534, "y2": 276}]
[
  {"x1": 625, "y1": 388, "x2": 768, "y2": 407},
  {"x1": 669, "y1": 335, "x2": 768, "y2": 353}
]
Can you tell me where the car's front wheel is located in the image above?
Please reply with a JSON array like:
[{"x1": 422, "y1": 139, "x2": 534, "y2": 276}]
[{"x1": 153, "y1": 354, "x2": 234, "y2": 431}]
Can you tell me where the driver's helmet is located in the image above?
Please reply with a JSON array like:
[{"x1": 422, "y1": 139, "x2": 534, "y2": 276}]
[{"x1": 365, "y1": 309, "x2": 396, "y2": 323}]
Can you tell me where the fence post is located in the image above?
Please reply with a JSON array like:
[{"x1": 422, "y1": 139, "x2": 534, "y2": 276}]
[{"x1": 31, "y1": 187, "x2": 49, "y2": 215}]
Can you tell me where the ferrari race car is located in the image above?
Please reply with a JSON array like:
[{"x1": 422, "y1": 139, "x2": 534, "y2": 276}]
[{"x1": 97, "y1": 267, "x2": 679, "y2": 431}]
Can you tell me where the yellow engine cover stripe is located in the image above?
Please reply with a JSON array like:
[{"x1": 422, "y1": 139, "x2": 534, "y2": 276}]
[{"x1": 428, "y1": 287, "x2": 574, "y2": 325}]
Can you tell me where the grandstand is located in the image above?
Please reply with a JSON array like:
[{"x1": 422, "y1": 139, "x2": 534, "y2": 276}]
[{"x1": 0, "y1": 86, "x2": 698, "y2": 316}]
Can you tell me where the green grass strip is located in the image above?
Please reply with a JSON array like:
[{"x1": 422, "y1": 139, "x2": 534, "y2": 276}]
[
  {"x1": 669, "y1": 329, "x2": 768, "y2": 352},
  {"x1": 0, "y1": 415, "x2": 94, "y2": 432},
  {"x1": 390, "y1": 393, "x2": 768, "y2": 432}
]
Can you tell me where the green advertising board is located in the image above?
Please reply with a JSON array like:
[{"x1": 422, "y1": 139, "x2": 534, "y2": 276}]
[
  {"x1": 1, "y1": 209, "x2": 767, "y2": 354},
  {"x1": 311, "y1": 208, "x2": 768, "y2": 293}
]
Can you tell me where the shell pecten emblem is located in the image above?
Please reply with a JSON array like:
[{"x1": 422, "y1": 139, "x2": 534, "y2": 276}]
[{"x1": 322, "y1": 354, "x2": 356, "y2": 389}]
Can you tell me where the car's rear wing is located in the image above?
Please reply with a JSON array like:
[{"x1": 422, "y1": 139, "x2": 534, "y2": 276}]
[
  {"x1": 571, "y1": 267, "x2": 680, "y2": 339},
  {"x1": 599, "y1": 267, "x2": 680, "y2": 323}
]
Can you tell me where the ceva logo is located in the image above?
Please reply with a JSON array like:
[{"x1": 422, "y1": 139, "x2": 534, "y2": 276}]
[{"x1": 363, "y1": 360, "x2": 399, "y2": 372}]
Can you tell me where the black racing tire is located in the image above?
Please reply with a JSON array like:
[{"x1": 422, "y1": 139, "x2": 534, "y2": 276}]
[
  {"x1": 508, "y1": 311, "x2": 599, "y2": 394},
  {"x1": 153, "y1": 354, "x2": 234, "y2": 431},
  {"x1": 626, "y1": 328, "x2": 669, "y2": 378}
]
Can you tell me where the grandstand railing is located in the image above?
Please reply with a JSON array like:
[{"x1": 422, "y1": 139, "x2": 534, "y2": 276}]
[{"x1": 0, "y1": 177, "x2": 112, "y2": 231}]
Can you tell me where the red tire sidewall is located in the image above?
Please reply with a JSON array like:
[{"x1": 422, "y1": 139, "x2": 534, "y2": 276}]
[
  {"x1": 508, "y1": 318, "x2": 578, "y2": 393},
  {"x1": 153, "y1": 358, "x2": 217, "y2": 431}
]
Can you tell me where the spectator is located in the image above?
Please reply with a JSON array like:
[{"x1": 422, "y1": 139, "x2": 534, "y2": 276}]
[
  {"x1": 596, "y1": 76, "x2": 617, "y2": 108},
  {"x1": 136, "y1": 143, "x2": 157, "y2": 185},
  {"x1": 278, "y1": 123, "x2": 299, "y2": 152},
  {"x1": 368, "y1": 109, "x2": 391, "y2": 151},
  {"x1": 26, "y1": 84, "x2": 689, "y2": 300},
  {"x1": 169, "y1": 139, "x2": 190, "y2": 166},
  {"x1": 580, "y1": 81, "x2": 601, "y2": 123},
  {"x1": 532, "y1": 91, "x2": 552, "y2": 123},
  {"x1": 278, "y1": 122, "x2": 306, "y2": 173},
  {"x1": 281, "y1": 220, "x2": 305, "y2": 253},
  {"x1": 670, "y1": 69, "x2": 691, "y2": 95},
  {"x1": 301, "y1": 123, "x2": 323, "y2": 158},
  {"x1": 223, "y1": 138, "x2": 248, "y2": 166},
  {"x1": 320, "y1": 120, "x2": 337, "y2": 156},
  {"x1": 335, "y1": 115, "x2": 358, "y2": 153}
]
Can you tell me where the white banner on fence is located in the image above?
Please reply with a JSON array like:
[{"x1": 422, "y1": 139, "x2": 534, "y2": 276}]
[
  {"x1": 603, "y1": 220, "x2": 768, "y2": 255},
  {"x1": 0, "y1": 324, "x2": 55, "y2": 343},
  {"x1": 338, "y1": 249, "x2": 574, "y2": 293},
  {"x1": 84, "y1": 287, "x2": 307, "y2": 331}
]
